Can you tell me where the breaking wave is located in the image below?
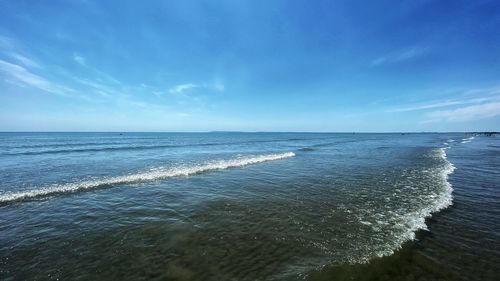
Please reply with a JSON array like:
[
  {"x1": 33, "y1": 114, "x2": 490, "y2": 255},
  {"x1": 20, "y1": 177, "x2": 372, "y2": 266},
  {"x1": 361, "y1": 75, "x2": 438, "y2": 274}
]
[
  {"x1": 0, "y1": 152, "x2": 295, "y2": 203},
  {"x1": 461, "y1": 136, "x2": 475, "y2": 144}
]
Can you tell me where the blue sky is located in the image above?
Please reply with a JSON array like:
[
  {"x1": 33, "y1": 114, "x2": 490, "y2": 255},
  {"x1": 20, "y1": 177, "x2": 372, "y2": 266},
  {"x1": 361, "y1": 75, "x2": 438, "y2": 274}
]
[{"x1": 0, "y1": 0, "x2": 499, "y2": 132}]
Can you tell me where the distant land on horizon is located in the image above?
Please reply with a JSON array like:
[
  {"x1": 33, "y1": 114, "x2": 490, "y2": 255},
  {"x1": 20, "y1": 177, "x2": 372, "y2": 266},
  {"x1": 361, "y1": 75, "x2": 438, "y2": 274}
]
[{"x1": 0, "y1": 131, "x2": 498, "y2": 135}]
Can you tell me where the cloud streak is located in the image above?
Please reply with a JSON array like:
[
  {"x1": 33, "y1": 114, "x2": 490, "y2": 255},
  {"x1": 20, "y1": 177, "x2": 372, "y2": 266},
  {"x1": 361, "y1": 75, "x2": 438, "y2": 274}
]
[
  {"x1": 389, "y1": 96, "x2": 500, "y2": 112},
  {"x1": 168, "y1": 83, "x2": 199, "y2": 95},
  {"x1": 371, "y1": 46, "x2": 427, "y2": 66},
  {"x1": 0, "y1": 35, "x2": 15, "y2": 49},
  {"x1": 73, "y1": 53, "x2": 86, "y2": 66},
  {"x1": 167, "y1": 80, "x2": 225, "y2": 96},
  {"x1": 0, "y1": 59, "x2": 74, "y2": 96},
  {"x1": 425, "y1": 102, "x2": 500, "y2": 122},
  {"x1": 389, "y1": 87, "x2": 500, "y2": 112},
  {"x1": 8, "y1": 52, "x2": 42, "y2": 69}
]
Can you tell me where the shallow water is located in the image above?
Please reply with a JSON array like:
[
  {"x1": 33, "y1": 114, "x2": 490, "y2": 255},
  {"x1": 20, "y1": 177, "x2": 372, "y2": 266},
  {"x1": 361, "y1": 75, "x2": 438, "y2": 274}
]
[{"x1": 0, "y1": 133, "x2": 498, "y2": 280}]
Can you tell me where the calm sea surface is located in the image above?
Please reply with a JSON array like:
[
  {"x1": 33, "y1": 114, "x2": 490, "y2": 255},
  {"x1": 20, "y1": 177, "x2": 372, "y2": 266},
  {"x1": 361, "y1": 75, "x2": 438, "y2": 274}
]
[{"x1": 0, "y1": 133, "x2": 498, "y2": 280}]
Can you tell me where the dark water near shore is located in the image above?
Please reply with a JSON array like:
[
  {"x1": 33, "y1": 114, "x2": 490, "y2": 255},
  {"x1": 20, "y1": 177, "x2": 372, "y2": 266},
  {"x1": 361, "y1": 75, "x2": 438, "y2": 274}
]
[{"x1": 0, "y1": 133, "x2": 498, "y2": 280}]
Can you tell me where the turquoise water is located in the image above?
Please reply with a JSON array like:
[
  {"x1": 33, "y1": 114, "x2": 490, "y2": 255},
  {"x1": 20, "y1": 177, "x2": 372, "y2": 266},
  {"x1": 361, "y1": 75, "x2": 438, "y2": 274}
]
[{"x1": 0, "y1": 133, "x2": 498, "y2": 280}]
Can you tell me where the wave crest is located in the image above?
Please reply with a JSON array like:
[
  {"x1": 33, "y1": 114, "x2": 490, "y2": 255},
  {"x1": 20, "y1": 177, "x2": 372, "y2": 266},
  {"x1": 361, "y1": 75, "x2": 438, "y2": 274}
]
[{"x1": 0, "y1": 152, "x2": 295, "y2": 203}]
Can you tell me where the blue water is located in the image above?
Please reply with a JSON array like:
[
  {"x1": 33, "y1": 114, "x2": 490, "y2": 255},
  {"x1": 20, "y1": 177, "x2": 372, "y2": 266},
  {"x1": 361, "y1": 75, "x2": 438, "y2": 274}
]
[{"x1": 0, "y1": 133, "x2": 498, "y2": 280}]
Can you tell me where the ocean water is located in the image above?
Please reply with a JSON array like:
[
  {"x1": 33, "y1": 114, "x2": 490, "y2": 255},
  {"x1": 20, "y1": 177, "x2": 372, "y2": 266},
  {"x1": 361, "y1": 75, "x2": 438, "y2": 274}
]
[{"x1": 0, "y1": 132, "x2": 498, "y2": 280}]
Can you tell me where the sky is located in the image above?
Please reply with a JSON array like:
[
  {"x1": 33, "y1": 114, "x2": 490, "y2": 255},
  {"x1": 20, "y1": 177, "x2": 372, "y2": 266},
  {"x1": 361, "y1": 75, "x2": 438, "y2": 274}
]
[{"x1": 0, "y1": 0, "x2": 499, "y2": 132}]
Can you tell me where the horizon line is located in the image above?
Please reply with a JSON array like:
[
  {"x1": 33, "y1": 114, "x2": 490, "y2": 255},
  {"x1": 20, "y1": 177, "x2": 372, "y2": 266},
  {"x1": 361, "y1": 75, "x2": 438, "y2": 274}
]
[{"x1": 0, "y1": 131, "x2": 497, "y2": 134}]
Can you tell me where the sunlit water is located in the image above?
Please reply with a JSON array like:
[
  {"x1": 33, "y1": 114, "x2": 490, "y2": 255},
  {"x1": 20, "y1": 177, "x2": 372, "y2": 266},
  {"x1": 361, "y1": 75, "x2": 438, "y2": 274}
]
[{"x1": 0, "y1": 133, "x2": 498, "y2": 280}]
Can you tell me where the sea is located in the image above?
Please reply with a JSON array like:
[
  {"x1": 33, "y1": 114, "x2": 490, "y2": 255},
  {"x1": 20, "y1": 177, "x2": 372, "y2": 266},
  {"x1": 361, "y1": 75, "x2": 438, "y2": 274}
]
[{"x1": 0, "y1": 132, "x2": 498, "y2": 280}]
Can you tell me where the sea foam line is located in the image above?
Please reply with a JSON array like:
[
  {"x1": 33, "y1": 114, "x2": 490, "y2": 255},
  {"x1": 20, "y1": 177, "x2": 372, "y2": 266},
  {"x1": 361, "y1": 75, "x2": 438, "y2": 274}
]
[
  {"x1": 413, "y1": 148, "x2": 455, "y2": 228},
  {"x1": 461, "y1": 136, "x2": 475, "y2": 143},
  {"x1": 0, "y1": 152, "x2": 295, "y2": 203},
  {"x1": 394, "y1": 148, "x2": 455, "y2": 249},
  {"x1": 364, "y1": 147, "x2": 456, "y2": 262}
]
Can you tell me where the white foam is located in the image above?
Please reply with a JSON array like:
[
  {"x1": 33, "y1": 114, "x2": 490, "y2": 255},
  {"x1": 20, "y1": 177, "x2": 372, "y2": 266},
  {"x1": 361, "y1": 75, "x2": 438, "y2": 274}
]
[
  {"x1": 409, "y1": 150, "x2": 453, "y2": 232},
  {"x1": 365, "y1": 147, "x2": 456, "y2": 261},
  {"x1": 461, "y1": 136, "x2": 475, "y2": 143},
  {"x1": 0, "y1": 152, "x2": 295, "y2": 203},
  {"x1": 399, "y1": 148, "x2": 455, "y2": 237}
]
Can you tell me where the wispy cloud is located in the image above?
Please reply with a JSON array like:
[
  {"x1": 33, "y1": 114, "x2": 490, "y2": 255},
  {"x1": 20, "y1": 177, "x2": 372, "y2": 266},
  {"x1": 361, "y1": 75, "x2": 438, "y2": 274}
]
[
  {"x1": 388, "y1": 88, "x2": 500, "y2": 112},
  {"x1": 8, "y1": 52, "x2": 42, "y2": 69},
  {"x1": 425, "y1": 102, "x2": 500, "y2": 122},
  {"x1": 0, "y1": 35, "x2": 15, "y2": 49},
  {"x1": 168, "y1": 83, "x2": 199, "y2": 95},
  {"x1": 389, "y1": 100, "x2": 465, "y2": 112},
  {"x1": 0, "y1": 36, "x2": 42, "y2": 69},
  {"x1": 371, "y1": 46, "x2": 428, "y2": 66},
  {"x1": 0, "y1": 59, "x2": 75, "y2": 96},
  {"x1": 72, "y1": 77, "x2": 118, "y2": 97},
  {"x1": 70, "y1": 52, "x2": 121, "y2": 85},
  {"x1": 386, "y1": 86, "x2": 500, "y2": 123},
  {"x1": 213, "y1": 78, "x2": 225, "y2": 92},
  {"x1": 73, "y1": 53, "x2": 86, "y2": 66},
  {"x1": 389, "y1": 96, "x2": 500, "y2": 112},
  {"x1": 0, "y1": 39, "x2": 217, "y2": 114},
  {"x1": 167, "y1": 80, "x2": 225, "y2": 96}
]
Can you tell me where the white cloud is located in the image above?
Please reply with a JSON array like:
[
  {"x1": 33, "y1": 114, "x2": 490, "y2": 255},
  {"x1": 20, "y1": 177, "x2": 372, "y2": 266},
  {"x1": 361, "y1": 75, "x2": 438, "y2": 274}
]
[
  {"x1": 9, "y1": 52, "x2": 42, "y2": 69},
  {"x1": 388, "y1": 87, "x2": 500, "y2": 113},
  {"x1": 72, "y1": 77, "x2": 119, "y2": 97},
  {"x1": 390, "y1": 100, "x2": 466, "y2": 112},
  {"x1": 371, "y1": 46, "x2": 427, "y2": 66},
  {"x1": 0, "y1": 37, "x2": 42, "y2": 68},
  {"x1": 0, "y1": 59, "x2": 74, "y2": 96},
  {"x1": 73, "y1": 53, "x2": 86, "y2": 66},
  {"x1": 167, "y1": 80, "x2": 225, "y2": 96},
  {"x1": 213, "y1": 80, "x2": 225, "y2": 92},
  {"x1": 168, "y1": 83, "x2": 198, "y2": 94},
  {"x1": 371, "y1": 57, "x2": 387, "y2": 66},
  {"x1": 0, "y1": 35, "x2": 15, "y2": 49},
  {"x1": 70, "y1": 53, "x2": 121, "y2": 85},
  {"x1": 389, "y1": 96, "x2": 500, "y2": 112},
  {"x1": 425, "y1": 102, "x2": 500, "y2": 122}
]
